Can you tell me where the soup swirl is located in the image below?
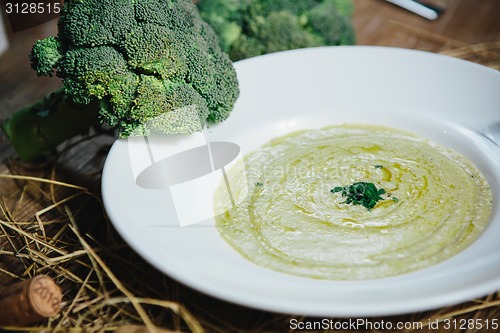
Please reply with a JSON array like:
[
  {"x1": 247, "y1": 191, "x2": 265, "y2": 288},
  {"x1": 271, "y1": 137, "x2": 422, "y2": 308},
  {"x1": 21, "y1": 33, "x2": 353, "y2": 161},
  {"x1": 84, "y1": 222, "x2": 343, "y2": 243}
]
[{"x1": 215, "y1": 124, "x2": 492, "y2": 279}]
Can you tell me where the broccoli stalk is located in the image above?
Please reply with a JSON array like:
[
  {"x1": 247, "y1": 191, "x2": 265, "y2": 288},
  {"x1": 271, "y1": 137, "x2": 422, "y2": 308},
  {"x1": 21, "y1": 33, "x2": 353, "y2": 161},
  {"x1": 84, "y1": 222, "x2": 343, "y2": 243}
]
[
  {"x1": 2, "y1": 0, "x2": 239, "y2": 161},
  {"x1": 2, "y1": 89, "x2": 100, "y2": 162}
]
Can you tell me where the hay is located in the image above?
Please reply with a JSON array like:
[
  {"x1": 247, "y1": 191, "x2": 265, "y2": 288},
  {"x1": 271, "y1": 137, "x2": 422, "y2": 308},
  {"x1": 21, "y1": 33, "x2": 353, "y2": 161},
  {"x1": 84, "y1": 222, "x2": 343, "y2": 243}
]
[
  {"x1": 439, "y1": 41, "x2": 500, "y2": 70},
  {"x1": 1, "y1": 43, "x2": 499, "y2": 333},
  {"x1": 0, "y1": 158, "x2": 204, "y2": 333}
]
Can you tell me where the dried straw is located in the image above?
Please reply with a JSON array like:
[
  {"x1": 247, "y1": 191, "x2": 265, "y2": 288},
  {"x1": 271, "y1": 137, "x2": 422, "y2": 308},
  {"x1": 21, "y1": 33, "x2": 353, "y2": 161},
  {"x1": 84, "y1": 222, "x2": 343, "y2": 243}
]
[
  {"x1": 439, "y1": 41, "x2": 500, "y2": 70},
  {"x1": 0, "y1": 162, "x2": 204, "y2": 333}
]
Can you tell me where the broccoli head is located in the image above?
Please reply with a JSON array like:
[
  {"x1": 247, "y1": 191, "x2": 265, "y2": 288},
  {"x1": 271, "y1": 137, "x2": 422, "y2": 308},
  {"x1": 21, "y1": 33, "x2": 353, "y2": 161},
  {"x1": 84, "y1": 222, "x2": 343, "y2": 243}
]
[
  {"x1": 197, "y1": 0, "x2": 356, "y2": 61},
  {"x1": 14, "y1": 0, "x2": 238, "y2": 140}
]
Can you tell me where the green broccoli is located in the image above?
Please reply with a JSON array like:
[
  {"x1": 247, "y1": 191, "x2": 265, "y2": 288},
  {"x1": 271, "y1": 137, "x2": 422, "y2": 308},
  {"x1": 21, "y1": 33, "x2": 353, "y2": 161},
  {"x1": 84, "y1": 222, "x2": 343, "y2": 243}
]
[
  {"x1": 2, "y1": 0, "x2": 239, "y2": 161},
  {"x1": 197, "y1": 0, "x2": 356, "y2": 61}
]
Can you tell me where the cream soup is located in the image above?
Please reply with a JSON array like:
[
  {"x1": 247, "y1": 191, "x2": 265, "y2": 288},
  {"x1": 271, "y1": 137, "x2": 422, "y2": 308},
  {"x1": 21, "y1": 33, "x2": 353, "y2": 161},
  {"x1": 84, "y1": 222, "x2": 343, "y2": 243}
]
[{"x1": 214, "y1": 124, "x2": 492, "y2": 280}]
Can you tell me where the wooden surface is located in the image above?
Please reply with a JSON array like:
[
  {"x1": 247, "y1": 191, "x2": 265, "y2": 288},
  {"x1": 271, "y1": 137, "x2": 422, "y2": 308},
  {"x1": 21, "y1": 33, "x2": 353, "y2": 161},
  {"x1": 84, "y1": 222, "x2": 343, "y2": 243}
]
[
  {"x1": 0, "y1": 0, "x2": 499, "y2": 331},
  {"x1": 354, "y1": 0, "x2": 500, "y2": 51}
]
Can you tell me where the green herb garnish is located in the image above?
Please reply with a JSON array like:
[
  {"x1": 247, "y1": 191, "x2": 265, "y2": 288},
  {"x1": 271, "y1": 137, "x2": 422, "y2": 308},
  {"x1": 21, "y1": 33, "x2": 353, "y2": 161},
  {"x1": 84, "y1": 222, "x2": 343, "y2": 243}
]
[
  {"x1": 331, "y1": 182, "x2": 387, "y2": 211},
  {"x1": 374, "y1": 165, "x2": 384, "y2": 169},
  {"x1": 255, "y1": 182, "x2": 264, "y2": 187}
]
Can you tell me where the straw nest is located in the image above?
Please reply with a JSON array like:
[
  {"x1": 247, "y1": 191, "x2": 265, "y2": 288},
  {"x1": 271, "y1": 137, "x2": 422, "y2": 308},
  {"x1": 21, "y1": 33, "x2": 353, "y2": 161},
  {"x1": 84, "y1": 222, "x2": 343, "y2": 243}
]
[{"x1": 1, "y1": 43, "x2": 499, "y2": 333}]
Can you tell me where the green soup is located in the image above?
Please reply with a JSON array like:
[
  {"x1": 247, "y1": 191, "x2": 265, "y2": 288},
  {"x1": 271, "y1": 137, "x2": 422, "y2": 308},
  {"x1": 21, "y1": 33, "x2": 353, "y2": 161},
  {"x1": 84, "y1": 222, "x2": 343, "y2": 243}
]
[{"x1": 214, "y1": 124, "x2": 492, "y2": 280}]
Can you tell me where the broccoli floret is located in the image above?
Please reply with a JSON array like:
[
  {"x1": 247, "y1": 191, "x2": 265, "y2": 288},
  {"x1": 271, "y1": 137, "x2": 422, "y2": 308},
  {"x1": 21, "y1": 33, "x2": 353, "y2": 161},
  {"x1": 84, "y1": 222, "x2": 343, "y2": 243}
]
[
  {"x1": 197, "y1": 0, "x2": 356, "y2": 61},
  {"x1": 248, "y1": 0, "x2": 319, "y2": 17},
  {"x1": 308, "y1": 1, "x2": 356, "y2": 45},
  {"x1": 59, "y1": 45, "x2": 135, "y2": 105},
  {"x1": 58, "y1": 0, "x2": 136, "y2": 47},
  {"x1": 330, "y1": 0, "x2": 355, "y2": 16},
  {"x1": 125, "y1": 75, "x2": 207, "y2": 136},
  {"x1": 2, "y1": 0, "x2": 239, "y2": 161},
  {"x1": 248, "y1": 11, "x2": 321, "y2": 54},
  {"x1": 197, "y1": 0, "x2": 245, "y2": 51},
  {"x1": 30, "y1": 37, "x2": 62, "y2": 77},
  {"x1": 228, "y1": 35, "x2": 264, "y2": 61}
]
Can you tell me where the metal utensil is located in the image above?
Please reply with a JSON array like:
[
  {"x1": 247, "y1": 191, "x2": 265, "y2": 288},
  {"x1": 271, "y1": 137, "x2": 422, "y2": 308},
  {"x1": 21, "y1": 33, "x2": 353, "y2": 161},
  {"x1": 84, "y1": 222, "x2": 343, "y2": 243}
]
[{"x1": 384, "y1": 0, "x2": 444, "y2": 20}]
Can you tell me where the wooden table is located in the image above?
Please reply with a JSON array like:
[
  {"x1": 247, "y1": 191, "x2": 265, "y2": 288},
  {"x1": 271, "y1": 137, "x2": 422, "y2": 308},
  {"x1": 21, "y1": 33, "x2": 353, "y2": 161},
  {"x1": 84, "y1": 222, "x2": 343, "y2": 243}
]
[
  {"x1": 354, "y1": 0, "x2": 500, "y2": 52},
  {"x1": 0, "y1": 1, "x2": 499, "y2": 332}
]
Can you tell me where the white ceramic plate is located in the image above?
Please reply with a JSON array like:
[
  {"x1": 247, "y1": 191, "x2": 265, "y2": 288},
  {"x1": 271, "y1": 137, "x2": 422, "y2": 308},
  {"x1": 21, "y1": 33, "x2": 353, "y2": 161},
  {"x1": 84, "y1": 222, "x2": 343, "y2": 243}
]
[{"x1": 102, "y1": 46, "x2": 500, "y2": 316}]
